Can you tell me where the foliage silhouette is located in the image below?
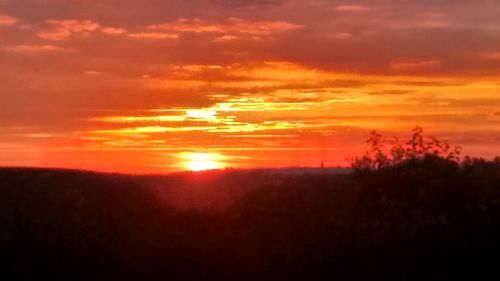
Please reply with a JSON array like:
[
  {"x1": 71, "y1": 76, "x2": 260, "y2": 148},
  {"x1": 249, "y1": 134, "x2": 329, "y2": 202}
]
[{"x1": 352, "y1": 126, "x2": 463, "y2": 171}]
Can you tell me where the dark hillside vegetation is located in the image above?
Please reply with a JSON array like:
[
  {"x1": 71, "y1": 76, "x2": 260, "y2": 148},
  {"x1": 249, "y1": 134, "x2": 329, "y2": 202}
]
[
  {"x1": 1, "y1": 159, "x2": 499, "y2": 280},
  {"x1": 1, "y1": 129, "x2": 499, "y2": 280}
]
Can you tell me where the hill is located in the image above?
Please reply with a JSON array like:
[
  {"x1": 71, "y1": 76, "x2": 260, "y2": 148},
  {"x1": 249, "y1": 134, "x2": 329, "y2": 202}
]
[{"x1": 1, "y1": 158, "x2": 500, "y2": 280}]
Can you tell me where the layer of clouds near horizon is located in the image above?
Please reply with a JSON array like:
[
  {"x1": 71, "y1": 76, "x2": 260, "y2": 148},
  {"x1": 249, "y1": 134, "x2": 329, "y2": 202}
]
[{"x1": 1, "y1": 0, "x2": 500, "y2": 172}]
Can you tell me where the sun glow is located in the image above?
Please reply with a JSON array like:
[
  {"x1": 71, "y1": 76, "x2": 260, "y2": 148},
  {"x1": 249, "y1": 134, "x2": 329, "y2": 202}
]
[
  {"x1": 182, "y1": 152, "x2": 224, "y2": 171},
  {"x1": 185, "y1": 109, "x2": 218, "y2": 121}
]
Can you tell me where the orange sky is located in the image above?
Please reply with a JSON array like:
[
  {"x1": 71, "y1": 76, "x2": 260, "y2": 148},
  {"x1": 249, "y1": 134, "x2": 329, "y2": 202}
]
[{"x1": 1, "y1": 0, "x2": 500, "y2": 173}]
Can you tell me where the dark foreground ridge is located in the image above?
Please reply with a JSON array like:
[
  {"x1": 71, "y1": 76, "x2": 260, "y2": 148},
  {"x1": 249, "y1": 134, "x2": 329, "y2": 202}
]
[{"x1": 1, "y1": 157, "x2": 500, "y2": 280}]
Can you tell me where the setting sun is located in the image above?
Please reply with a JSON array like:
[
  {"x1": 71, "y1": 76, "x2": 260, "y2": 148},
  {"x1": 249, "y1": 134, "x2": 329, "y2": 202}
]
[{"x1": 182, "y1": 152, "x2": 224, "y2": 171}]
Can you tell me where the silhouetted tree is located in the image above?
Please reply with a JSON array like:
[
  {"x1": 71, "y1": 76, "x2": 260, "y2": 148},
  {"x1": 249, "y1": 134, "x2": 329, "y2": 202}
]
[{"x1": 352, "y1": 126, "x2": 462, "y2": 171}]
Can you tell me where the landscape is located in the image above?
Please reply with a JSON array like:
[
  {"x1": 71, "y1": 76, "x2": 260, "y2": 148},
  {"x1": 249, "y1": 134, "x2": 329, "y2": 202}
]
[
  {"x1": 1, "y1": 129, "x2": 500, "y2": 279},
  {"x1": 1, "y1": 0, "x2": 500, "y2": 279}
]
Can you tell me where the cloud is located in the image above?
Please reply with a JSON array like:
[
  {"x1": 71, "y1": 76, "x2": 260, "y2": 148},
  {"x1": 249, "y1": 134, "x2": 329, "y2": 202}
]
[
  {"x1": 0, "y1": 14, "x2": 18, "y2": 26},
  {"x1": 213, "y1": 35, "x2": 239, "y2": 42},
  {"x1": 149, "y1": 17, "x2": 304, "y2": 36},
  {"x1": 38, "y1": 20, "x2": 100, "y2": 40},
  {"x1": 334, "y1": 5, "x2": 370, "y2": 12},
  {"x1": 128, "y1": 32, "x2": 179, "y2": 39},
  {"x1": 3, "y1": 44, "x2": 68, "y2": 53},
  {"x1": 329, "y1": 32, "x2": 353, "y2": 39},
  {"x1": 101, "y1": 27, "x2": 127, "y2": 35},
  {"x1": 84, "y1": 70, "x2": 103, "y2": 75},
  {"x1": 390, "y1": 60, "x2": 442, "y2": 70},
  {"x1": 478, "y1": 52, "x2": 500, "y2": 60},
  {"x1": 215, "y1": 0, "x2": 282, "y2": 8},
  {"x1": 415, "y1": 13, "x2": 452, "y2": 29},
  {"x1": 368, "y1": 90, "x2": 416, "y2": 96}
]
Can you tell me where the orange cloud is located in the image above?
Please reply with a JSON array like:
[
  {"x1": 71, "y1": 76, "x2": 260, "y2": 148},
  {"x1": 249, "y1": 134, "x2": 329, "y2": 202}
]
[
  {"x1": 390, "y1": 60, "x2": 442, "y2": 70},
  {"x1": 0, "y1": 14, "x2": 18, "y2": 26},
  {"x1": 4, "y1": 44, "x2": 67, "y2": 53},
  {"x1": 329, "y1": 32, "x2": 353, "y2": 39},
  {"x1": 149, "y1": 17, "x2": 304, "y2": 36},
  {"x1": 38, "y1": 20, "x2": 100, "y2": 40},
  {"x1": 334, "y1": 5, "x2": 370, "y2": 12},
  {"x1": 128, "y1": 32, "x2": 179, "y2": 39},
  {"x1": 213, "y1": 35, "x2": 239, "y2": 42},
  {"x1": 101, "y1": 27, "x2": 127, "y2": 35},
  {"x1": 479, "y1": 52, "x2": 500, "y2": 60},
  {"x1": 416, "y1": 13, "x2": 451, "y2": 29}
]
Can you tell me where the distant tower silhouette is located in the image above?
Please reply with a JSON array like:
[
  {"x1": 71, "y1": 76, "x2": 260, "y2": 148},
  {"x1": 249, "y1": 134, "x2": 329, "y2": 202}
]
[{"x1": 320, "y1": 136, "x2": 326, "y2": 169}]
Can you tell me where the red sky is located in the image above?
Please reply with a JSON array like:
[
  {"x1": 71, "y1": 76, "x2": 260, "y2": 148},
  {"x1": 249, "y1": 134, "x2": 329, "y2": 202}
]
[{"x1": 1, "y1": 0, "x2": 500, "y2": 173}]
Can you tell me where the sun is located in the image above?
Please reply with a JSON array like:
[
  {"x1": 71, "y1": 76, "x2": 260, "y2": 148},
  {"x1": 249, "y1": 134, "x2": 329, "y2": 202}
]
[{"x1": 182, "y1": 152, "x2": 224, "y2": 171}]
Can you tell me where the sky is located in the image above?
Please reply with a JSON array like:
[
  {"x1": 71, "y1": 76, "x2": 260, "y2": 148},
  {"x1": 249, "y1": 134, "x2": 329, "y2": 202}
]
[{"x1": 1, "y1": 0, "x2": 500, "y2": 173}]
